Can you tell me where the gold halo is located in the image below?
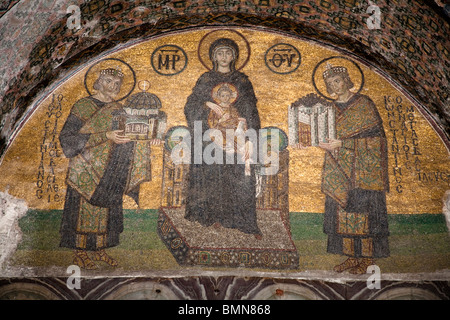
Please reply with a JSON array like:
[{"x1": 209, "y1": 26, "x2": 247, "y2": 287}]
[
  {"x1": 84, "y1": 58, "x2": 136, "y2": 102},
  {"x1": 312, "y1": 56, "x2": 364, "y2": 101},
  {"x1": 197, "y1": 29, "x2": 250, "y2": 71},
  {"x1": 212, "y1": 83, "x2": 238, "y2": 104}
]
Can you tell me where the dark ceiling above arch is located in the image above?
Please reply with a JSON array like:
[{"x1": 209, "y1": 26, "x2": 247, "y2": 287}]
[{"x1": 0, "y1": 0, "x2": 448, "y2": 156}]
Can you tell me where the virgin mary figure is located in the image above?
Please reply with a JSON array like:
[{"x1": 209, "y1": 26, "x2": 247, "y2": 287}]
[{"x1": 183, "y1": 37, "x2": 262, "y2": 239}]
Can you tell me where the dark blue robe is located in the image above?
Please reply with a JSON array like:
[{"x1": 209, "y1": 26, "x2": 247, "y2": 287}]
[{"x1": 184, "y1": 70, "x2": 262, "y2": 235}]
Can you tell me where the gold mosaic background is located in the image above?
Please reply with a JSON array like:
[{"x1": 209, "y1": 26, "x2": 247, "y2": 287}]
[{"x1": 0, "y1": 28, "x2": 448, "y2": 214}]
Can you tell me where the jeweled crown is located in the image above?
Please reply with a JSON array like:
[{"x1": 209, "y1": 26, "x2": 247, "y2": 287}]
[
  {"x1": 322, "y1": 63, "x2": 348, "y2": 79},
  {"x1": 100, "y1": 67, "x2": 124, "y2": 78}
]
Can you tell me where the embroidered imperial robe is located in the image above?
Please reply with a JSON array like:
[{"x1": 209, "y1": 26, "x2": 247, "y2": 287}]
[
  {"x1": 321, "y1": 94, "x2": 390, "y2": 258},
  {"x1": 59, "y1": 96, "x2": 151, "y2": 250}
]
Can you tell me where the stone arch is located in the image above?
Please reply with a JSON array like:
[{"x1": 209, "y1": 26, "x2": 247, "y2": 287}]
[
  {"x1": 251, "y1": 283, "x2": 326, "y2": 300},
  {"x1": 102, "y1": 280, "x2": 179, "y2": 300},
  {"x1": 373, "y1": 286, "x2": 442, "y2": 300},
  {"x1": 0, "y1": 282, "x2": 61, "y2": 300}
]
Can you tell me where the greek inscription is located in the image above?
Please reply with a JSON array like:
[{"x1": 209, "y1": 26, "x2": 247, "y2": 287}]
[
  {"x1": 264, "y1": 43, "x2": 301, "y2": 74},
  {"x1": 385, "y1": 95, "x2": 421, "y2": 193},
  {"x1": 151, "y1": 44, "x2": 188, "y2": 76},
  {"x1": 36, "y1": 94, "x2": 62, "y2": 203}
]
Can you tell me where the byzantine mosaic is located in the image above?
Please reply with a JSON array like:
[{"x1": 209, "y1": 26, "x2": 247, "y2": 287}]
[{"x1": 0, "y1": 28, "x2": 448, "y2": 277}]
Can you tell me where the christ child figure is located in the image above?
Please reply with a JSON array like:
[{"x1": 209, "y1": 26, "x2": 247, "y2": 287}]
[{"x1": 206, "y1": 83, "x2": 252, "y2": 175}]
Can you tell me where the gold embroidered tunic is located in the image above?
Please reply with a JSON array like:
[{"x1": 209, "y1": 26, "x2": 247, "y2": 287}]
[
  {"x1": 321, "y1": 94, "x2": 390, "y2": 258},
  {"x1": 59, "y1": 97, "x2": 152, "y2": 250}
]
